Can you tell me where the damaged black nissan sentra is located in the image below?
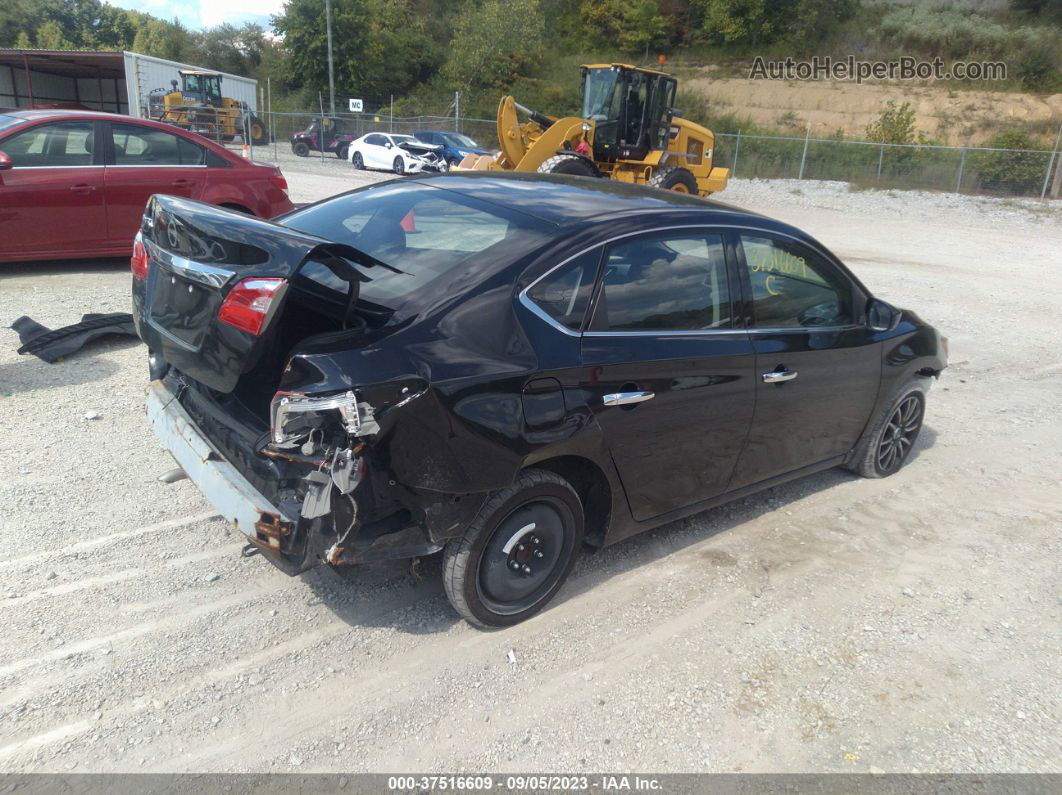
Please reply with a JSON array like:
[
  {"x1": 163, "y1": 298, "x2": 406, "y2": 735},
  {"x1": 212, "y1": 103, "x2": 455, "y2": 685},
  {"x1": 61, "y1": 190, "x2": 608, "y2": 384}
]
[{"x1": 133, "y1": 173, "x2": 947, "y2": 628}]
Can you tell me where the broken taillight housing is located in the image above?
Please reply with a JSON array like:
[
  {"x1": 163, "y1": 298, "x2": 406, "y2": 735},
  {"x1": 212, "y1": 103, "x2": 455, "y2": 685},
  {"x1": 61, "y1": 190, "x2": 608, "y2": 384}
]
[
  {"x1": 217, "y1": 278, "x2": 286, "y2": 336},
  {"x1": 270, "y1": 172, "x2": 288, "y2": 195},
  {"x1": 270, "y1": 390, "x2": 375, "y2": 448},
  {"x1": 131, "y1": 233, "x2": 149, "y2": 281}
]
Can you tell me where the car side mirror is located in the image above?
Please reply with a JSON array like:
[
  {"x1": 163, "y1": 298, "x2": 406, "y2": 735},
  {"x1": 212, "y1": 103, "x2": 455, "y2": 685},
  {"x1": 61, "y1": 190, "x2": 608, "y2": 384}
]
[
  {"x1": 384, "y1": 142, "x2": 392, "y2": 148},
  {"x1": 0, "y1": 151, "x2": 12, "y2": 170},
  {"x1": 867, "y1": 298, "x2": 901, "y2": 332}
]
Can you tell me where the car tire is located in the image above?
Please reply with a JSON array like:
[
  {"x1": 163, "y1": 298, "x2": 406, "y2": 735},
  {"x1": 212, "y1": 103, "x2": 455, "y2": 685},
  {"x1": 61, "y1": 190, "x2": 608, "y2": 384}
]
[
  {"x1": 336, "y1": 145, "x2": 349, "y2": 160},
  {"x1": 537, "y1": 154, "x2": 599, "y2": 177},
  {"x1": 648, "y1": 166, "x2": 699, "y2": 194},
  {"x1": 447, "y1": 157, "x2": 461, "y2": 169},
  {"x1": 847, "y1": 378, "x2": 929, "y2": 478},
  {"x1": 442, "y1": 468, "x2": 583, "y2": 629},
  {"x1": 293, "y1": 141, "x2": 310, "y2": 157},
  {"x1": 393, "y1": 156, "x2": 405, "y2": 175},
  {"x1": 351, "y1": 151, "x2": 364, "y2": 169}
]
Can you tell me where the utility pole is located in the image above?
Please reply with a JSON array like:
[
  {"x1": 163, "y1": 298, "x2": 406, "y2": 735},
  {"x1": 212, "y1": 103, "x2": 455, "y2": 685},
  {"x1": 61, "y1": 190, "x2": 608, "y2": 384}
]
[
  {"x1": 454, "y1": 91, "x2": 460, "y2": 133},
  {"x1": 325, "y1": 0, "x2": 335, "y2": 116}
]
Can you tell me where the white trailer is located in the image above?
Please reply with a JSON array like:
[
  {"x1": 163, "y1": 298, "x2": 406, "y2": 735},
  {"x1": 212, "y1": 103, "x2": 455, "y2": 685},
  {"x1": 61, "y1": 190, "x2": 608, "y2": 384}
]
[{"x1": 0, "y1": 49, "x2": 257, "y2": 117}]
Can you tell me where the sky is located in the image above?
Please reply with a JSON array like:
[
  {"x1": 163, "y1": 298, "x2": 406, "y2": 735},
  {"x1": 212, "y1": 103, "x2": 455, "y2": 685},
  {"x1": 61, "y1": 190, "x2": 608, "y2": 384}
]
[{"x1": 105, "y1": 0, "x2": 287, "y2": 30}]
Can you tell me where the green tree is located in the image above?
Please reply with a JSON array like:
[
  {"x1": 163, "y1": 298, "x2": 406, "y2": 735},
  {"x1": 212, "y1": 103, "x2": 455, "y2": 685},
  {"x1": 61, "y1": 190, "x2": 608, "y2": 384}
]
[
  {"x1": 866, "y1": 100, "x2": 917, "y2": 145},
  {"x1": 35, "y1": 19, "x2": 75, "y2": 49},
  {"x1": 972, "y1": 129, "x2": 1049, "y2": 195},
  {"x1": 274, "y1": 0, "x2": 439, "y2": 101},
  {"x1": 580, "y1": 0, "x2": 671, "y2": 54},
  {"x1": 444, "y1": 0, "x2": 545, "y2": 90}
]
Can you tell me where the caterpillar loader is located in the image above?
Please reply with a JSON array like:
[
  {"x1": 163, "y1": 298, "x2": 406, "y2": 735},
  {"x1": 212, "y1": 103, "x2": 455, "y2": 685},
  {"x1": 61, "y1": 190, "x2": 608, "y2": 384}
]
[
  {"x1": 149, "y1": 70, "x2": 268, "y2": 145},
  {"x1": 456, "y1": 63, "x2": 728, "y2": 196}
]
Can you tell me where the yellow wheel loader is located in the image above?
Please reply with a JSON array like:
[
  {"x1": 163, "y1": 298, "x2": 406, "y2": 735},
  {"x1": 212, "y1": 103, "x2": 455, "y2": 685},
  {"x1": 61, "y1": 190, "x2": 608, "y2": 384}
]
[
  {"x1": 457, "y1": 63, "x2": 728, "y2": 196},
  {"x1": 149, "y1": 71, "x2": 268, "y2": 145}
]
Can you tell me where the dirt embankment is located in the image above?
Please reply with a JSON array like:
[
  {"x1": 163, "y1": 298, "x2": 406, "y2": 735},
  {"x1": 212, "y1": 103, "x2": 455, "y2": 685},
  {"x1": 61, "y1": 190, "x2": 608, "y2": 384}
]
[{"x1": 683, "y1": 71, "x2": 1062, "y2": 144}]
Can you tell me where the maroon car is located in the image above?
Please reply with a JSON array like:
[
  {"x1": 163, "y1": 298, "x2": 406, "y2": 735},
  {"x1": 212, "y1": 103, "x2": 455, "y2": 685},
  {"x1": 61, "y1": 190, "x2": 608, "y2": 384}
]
[{"x1": 0, "y1": 109, "x2": 294, "y2": 263}]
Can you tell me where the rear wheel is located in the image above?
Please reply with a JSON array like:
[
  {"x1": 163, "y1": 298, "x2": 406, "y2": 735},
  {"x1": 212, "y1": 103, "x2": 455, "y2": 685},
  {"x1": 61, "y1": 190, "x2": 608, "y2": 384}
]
[
  {"x1": 351, "y1": 151, "x2": 364, "y2": 169},
  {"x1": 847, "y1": 379, "x2": 928, "y2": 478},
  {"x1": 537, "y1": 154, "x2": 599, "y2": 177},
  {"x1": 649, "y1": 166, "x2": 699, "y2": 194},
  {"x1": 393, "y1": 156, "x2": 405, "y2": 175},
  {"x1": 442, "y1": 469, "x2": 583, "y2": 629},
  {"x1": 248, "y1": 118, "x2": 268, "y2": 145},
  {"x1": 336, "y1": 145, "x2": 349, "y2": 160},
  {"x1": 292, "y1": 141, "x2": 310, "y2": 157}
]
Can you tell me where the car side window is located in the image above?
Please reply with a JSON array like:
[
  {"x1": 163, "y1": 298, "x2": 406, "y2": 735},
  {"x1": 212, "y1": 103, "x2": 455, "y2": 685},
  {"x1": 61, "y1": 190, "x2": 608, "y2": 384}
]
[
  {"x1": 526, "y1": 249, "x2": 600, "y2": 331},
  {"x1": 1, "y1": 121, "x2": 95, "y2": 167},
  {"x1": 739, "y1": 234, "x2": 853, "y2": 329},
  {"x1": 111, "y1": 123, "x2": 203, "y2": 166},
  {"x1": 594, "y1": 233, "x2": 731, "y2": 331},
  {"x1": 365, "y1": 134, "x2": 387, "y2": 146}
]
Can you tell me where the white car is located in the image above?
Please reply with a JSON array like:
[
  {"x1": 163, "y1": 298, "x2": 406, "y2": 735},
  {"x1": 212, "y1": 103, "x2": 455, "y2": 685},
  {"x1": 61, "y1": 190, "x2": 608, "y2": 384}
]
[{"x1": 347, "y1": 132, "x2": 446, "y2": 174}]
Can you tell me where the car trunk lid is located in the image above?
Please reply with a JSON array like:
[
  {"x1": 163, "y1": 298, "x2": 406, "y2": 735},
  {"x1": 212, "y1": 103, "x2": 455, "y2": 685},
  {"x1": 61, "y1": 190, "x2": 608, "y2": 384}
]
[{"x1": 136, "y1": 194, "x2": 366, "y2": 393}]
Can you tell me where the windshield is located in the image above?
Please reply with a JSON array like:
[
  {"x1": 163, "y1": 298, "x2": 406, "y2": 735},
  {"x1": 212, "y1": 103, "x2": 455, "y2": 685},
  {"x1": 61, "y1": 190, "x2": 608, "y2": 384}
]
[
  {"x1": 0, "y1": 114, "x2": 23, "y2": 133},
  {"x1": 441, "y1": 133, "x2": 478, "y2": 149},
  {"x1": 392, "y1": 135, "x2": 416, "y2": 144},
  {"x1": 582, "y1": 68, "x2": 620, "y2": 122},
  {"x1": 281, "y1": 182, "x2": 551, "y2": 306}
]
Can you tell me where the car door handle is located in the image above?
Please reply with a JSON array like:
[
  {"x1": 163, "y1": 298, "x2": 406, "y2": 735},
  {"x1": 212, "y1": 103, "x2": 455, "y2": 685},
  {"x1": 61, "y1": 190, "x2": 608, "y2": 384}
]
[
  {"x1": 762, "y1": 369, "x2": 798, "y2": 383},
  {"x1": 603, "y1": 391, "x2": 655, "y2": 406},
  {"x1": 171, "y1": 179, "x2": 193, "y2": 188},
  {"x1": 70, "y1": 183, "x2": 95, "y2": 194}
]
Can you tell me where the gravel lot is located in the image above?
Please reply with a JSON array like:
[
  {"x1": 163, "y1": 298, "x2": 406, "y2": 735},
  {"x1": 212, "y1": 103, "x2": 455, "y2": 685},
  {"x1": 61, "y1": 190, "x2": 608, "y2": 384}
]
[{"x1": 1, "y1": 160, "x2": 1060, "y2": 773}]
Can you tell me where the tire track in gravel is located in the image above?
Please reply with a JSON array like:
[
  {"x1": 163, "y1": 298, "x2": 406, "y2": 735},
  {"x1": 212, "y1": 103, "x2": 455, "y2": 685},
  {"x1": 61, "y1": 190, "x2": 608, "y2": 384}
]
[
  {"x1": 132, "y1": 467, "x2": 969, "y2": 771},
  {"x1": 0, "y1": 512, "x2": 218, "y2": 571}
]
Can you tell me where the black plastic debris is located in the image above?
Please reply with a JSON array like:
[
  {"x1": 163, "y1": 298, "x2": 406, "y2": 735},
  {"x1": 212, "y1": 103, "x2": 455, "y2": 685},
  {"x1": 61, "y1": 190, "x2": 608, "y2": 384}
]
[{"x1": 12, "y1": 312, "x2": 139, "y2": 363}]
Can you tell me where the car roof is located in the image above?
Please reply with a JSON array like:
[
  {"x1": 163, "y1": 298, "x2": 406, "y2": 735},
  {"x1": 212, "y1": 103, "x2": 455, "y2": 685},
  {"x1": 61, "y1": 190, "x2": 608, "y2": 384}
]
[{"x1": 412, "y1": 171, "x2": 763, "y2": 226}]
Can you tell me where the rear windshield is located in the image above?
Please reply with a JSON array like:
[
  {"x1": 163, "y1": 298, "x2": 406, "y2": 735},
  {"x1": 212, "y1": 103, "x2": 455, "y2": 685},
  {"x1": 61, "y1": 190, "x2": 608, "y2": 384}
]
[{"x1": 280, "y1": 182, "x2": 552, "y2": 306}]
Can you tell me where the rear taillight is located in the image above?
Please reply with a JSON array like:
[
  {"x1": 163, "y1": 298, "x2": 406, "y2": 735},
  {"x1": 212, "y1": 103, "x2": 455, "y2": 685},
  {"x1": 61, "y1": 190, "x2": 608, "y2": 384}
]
[
  {"x1": 217, "y1": 278, "x2": 286, "y2": 336},
  {"x1": 270, "y1": 173, "x2": 288, "y2": 194},
  {"x1": 131, "y1": 233, "x2": 149, "y2": 281}
]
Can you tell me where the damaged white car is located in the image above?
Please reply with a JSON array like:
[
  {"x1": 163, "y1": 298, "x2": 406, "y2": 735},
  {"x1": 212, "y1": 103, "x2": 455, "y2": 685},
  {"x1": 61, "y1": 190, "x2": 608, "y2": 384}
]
[{"x1": 347, "y1": 132, "x2": 446, "y2": 175}]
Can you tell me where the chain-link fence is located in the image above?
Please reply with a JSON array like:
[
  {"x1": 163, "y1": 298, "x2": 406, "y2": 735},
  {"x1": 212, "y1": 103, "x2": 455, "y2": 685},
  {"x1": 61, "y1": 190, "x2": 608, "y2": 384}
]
[
  {"x1": 240, "y1": 109, "x2": 1062, "y2": 200},
  {"x1": 250, "y1": 110, "x2": 498, "y2": 161},
  {"x1": 714, "y1": 132, "x2": 1061, "y2": 199}
]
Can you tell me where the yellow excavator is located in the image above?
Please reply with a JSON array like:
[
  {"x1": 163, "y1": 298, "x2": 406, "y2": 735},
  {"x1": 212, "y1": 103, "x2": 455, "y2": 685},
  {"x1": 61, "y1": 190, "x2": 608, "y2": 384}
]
[
  {"x1": 457, "y1": 63, "x2": 728, "y2": 196},
  {"x1": 149, "y1": 70, "x2": 268, "y2": 145}
]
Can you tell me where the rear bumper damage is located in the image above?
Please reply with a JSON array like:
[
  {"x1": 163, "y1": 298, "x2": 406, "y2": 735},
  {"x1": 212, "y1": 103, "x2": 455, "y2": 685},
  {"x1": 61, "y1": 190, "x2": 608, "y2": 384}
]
[
  {"x1": 146, "y1": 380, "x2": 298, "y2": 554},
  {"x1": 146, "y1": 379, "x2": 443, "y2": 575}
]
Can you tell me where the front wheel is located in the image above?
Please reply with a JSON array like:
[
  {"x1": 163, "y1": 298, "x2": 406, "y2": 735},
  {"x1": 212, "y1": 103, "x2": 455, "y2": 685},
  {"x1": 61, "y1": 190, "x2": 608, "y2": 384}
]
[
  {"x1": 351, "y1": 151, "x2": 364, "y2": 169},
  {"x1": 848, "y1": 380, "x2": 928, "y2": 478},
  {"x1": 393, "y1": 156, "x2": 405, "y2": 175},
  {"x1": 292, "y1": 141, "x2": 310, "y2": 157},
  {"x1": 648, "y1": 166, "x2": 699, "y2": 194},
  {"x1": 442, "y1": 469, "x2": 583, "y2": 629}
]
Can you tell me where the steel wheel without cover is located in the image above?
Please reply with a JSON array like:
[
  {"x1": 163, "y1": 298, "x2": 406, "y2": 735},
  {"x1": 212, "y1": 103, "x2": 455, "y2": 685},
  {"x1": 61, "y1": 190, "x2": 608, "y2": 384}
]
[
  {"x1": 477, "y1": 499, "x2": 571, "y2": 616},
  {"x1": 443, "y1": 468, "x2": 583, "y2": 628},
  {"x1": 877, "y1": 394, "x2": 922, "y2": 473}
]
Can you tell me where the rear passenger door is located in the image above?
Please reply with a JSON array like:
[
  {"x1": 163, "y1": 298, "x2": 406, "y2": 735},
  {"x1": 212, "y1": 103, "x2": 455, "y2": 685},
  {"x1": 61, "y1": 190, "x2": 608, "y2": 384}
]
[
  {"x1": 103, "y1": 122, "x2": 209, "y2": 248},
  {"x1": 576, "y1": 230, "x2": 756, "y2": 521}
]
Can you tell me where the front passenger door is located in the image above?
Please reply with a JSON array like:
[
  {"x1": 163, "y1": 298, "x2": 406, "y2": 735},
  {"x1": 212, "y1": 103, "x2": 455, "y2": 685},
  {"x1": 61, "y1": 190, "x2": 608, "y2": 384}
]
[
  {"x1": 728, "y1": 233, "x2": 881, "y2": 488},
  {"x1": 576, "y1": 231, "x2": 756, "y2": 521}
]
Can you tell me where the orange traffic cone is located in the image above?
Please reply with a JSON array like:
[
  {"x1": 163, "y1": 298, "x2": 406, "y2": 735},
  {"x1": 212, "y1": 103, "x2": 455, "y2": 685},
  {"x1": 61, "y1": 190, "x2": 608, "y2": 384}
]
[{"x1": 242, "y1": 141, "x2": 250, "y2": 159}]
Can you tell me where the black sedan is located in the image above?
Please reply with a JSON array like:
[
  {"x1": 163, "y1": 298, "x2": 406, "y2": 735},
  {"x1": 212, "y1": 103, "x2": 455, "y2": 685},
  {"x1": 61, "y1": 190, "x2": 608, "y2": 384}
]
[{"x1": 133, "y1": 173, "x2": 947, "y2": 628}]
